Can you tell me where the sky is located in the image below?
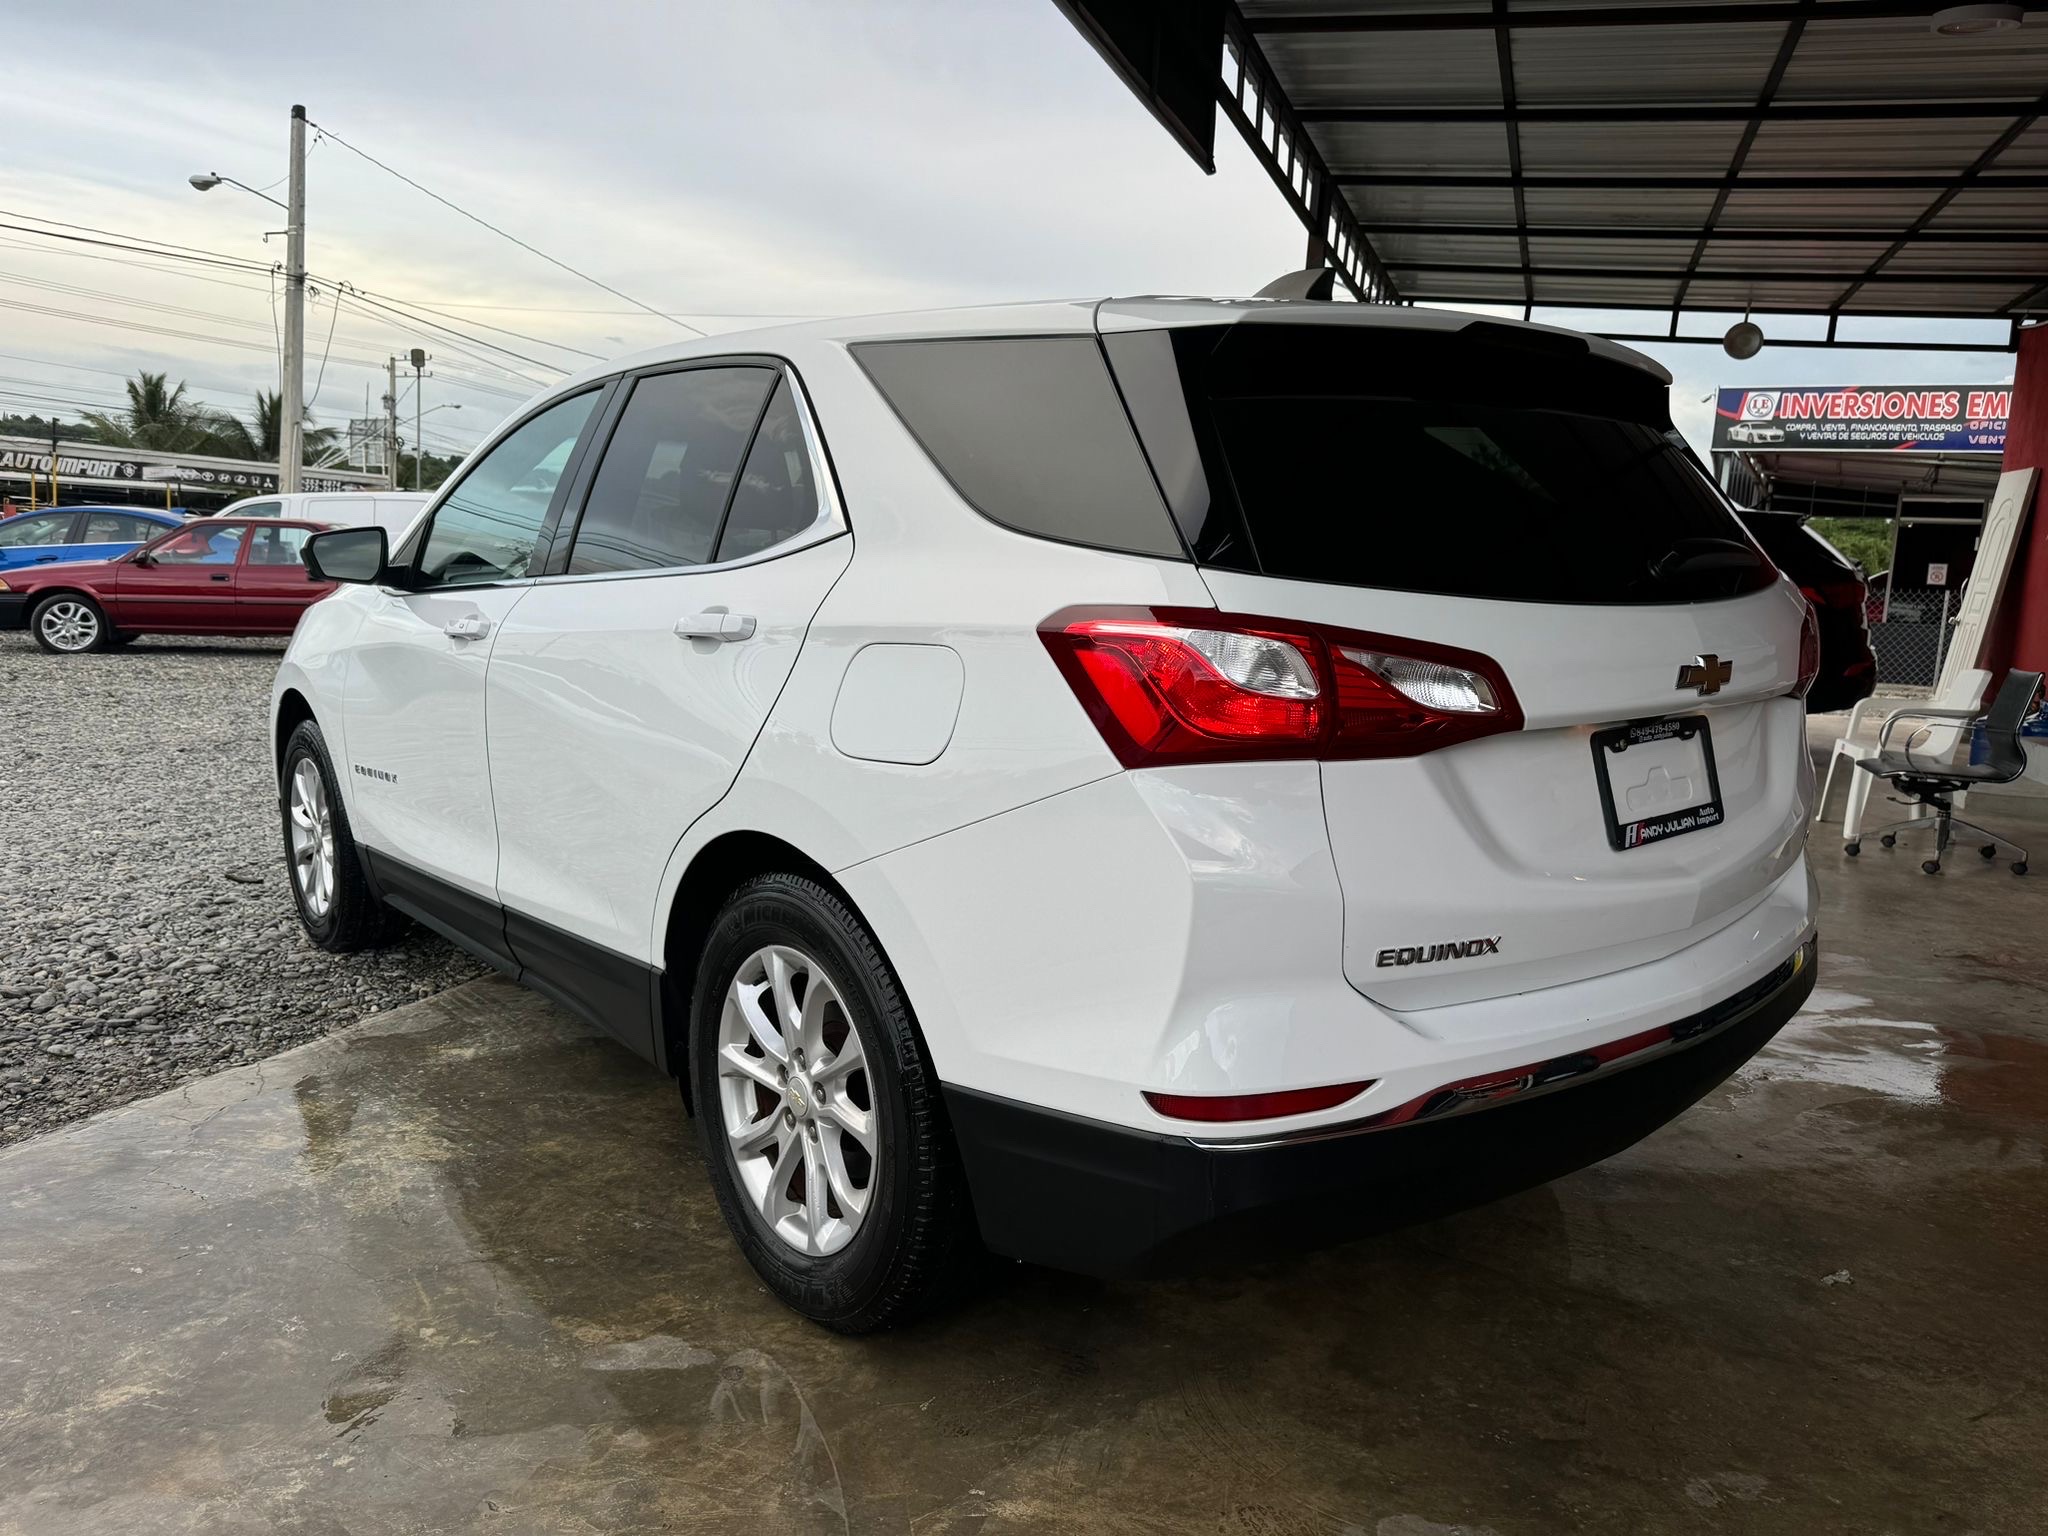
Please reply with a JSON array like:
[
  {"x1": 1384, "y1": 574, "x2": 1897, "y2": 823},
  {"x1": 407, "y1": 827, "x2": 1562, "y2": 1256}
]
[{"x1": 0, "y1": 0, "x2": 2018, "y2": 465}]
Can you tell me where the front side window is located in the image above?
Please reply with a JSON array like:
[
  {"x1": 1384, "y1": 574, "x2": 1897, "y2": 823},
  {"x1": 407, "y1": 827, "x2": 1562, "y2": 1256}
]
[
  {"x1": 149, "y1": 524, "x2": 247, "y2": 565},
  {"x1": 247, "y1": 524, "x2": 313, "y2": 566},
  {"x1": 0, "y1": 513, "x2": 73, "y2": 547},
  {"x1": 418, "y1": 391, "x2": 599, "y2": 588},
  {"x1": 568, "y1": 366, "x2": 774, "y2": 575}
]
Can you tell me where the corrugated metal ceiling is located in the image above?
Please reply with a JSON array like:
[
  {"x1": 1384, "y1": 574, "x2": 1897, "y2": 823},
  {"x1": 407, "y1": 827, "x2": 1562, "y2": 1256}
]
[{"x1": 1232, "y1": 0, "x2": 2048, "y2": 321}]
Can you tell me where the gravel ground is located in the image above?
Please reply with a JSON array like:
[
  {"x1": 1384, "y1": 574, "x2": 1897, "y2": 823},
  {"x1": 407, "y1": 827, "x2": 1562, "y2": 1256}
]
[{"x1": 0, "y1": 633, "x2": 483, "y2": 1146}]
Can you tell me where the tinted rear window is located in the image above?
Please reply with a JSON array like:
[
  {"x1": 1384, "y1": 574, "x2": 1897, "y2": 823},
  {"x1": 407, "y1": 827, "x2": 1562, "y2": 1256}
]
[
  {"x1": 853, "y1": 336, "x2": 1184, "y2": 559},
  {"x1": 1109, "y1": 322, "x2": 1774, "y2": 606}
]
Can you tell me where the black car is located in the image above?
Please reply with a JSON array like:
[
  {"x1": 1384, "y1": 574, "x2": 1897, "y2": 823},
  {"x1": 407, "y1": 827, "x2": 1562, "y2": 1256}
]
[{"x1": 1738, "y1": 509, "x2": 1877, "y2": 713}]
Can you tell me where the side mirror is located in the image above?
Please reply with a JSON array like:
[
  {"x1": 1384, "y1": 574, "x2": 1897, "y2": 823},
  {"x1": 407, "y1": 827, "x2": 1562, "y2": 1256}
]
[
  {"x1": 304, "y1": 525, "x2": 391, "y2": 585},
  {"x1": 132, "y1": 551, "x2": 156, "y2": 567}
]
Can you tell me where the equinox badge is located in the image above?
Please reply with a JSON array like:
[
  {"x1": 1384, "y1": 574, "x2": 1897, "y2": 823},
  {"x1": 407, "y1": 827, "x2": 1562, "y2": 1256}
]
[
  {"x1": 1377, "y1": 936, "x2": 1503, "y2": 968},
  {"x1": 1677, "y1": 654, "x2": 1733, "y2": 696}
]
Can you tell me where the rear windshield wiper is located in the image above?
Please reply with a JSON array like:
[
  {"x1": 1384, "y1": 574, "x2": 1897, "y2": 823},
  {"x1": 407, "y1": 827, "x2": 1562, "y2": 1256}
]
[{"x1": 1650, "y1": 538, "x2": 1767, "y2": 584}]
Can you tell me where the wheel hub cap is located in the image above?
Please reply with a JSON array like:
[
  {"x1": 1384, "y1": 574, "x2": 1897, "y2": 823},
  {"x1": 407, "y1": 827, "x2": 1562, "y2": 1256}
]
[
  {"x1": 716, "y1": 944, "x2": 877, "y2": 1257},
  {"x1": 288, "y1": 760, "x2": 337, "y2": 920}
]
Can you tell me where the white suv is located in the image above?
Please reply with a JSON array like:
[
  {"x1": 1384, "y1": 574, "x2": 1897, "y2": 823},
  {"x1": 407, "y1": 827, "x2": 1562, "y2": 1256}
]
[{"x1": 272, "y1": 299, "x2": 1819, "y2": 1330}]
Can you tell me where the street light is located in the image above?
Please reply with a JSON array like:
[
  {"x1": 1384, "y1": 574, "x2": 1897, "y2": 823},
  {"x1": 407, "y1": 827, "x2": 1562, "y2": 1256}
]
[{"x1": 188, "y1": 104, "x2": 307, "y2": 493}]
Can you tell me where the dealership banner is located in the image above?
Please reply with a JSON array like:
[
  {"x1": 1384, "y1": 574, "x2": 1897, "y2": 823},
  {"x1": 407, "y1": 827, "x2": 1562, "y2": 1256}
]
[
  {"x1": 1712, "y1": 386, "x2": 2010, "y2": 453},
  {"x1": 0, "y1": 435, "x2": 383, "y2": 494}
]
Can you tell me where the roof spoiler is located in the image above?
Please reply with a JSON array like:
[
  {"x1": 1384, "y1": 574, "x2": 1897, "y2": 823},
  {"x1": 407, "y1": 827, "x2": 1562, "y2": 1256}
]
[{"x1": 1252, "y1": 267, "x2": 1336, "y2": 302}]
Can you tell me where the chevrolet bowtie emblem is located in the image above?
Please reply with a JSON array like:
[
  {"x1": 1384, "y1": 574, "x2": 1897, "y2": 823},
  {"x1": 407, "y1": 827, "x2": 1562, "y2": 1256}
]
[{"x1": 1677, "y1": 654, "x2": 1733, "y2": 696}]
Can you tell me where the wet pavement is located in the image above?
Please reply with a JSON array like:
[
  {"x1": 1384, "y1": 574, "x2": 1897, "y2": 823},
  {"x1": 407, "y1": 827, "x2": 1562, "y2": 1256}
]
[{"x1": 2, "y1": 797, "x2": 2044, "y2": 1534}]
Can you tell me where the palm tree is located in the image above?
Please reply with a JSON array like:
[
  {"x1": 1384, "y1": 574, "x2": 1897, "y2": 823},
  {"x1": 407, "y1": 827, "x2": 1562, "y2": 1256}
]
[
  {"x1": 83, "y1": 372, "x2": 219, "y2": 454},
  {"x1": 210, "y1": 389, "x2": 337, "y2": 463}
]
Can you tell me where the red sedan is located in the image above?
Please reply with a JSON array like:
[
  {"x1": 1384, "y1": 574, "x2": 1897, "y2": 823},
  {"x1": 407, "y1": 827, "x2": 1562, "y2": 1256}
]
[{"x1": 0, "y1": 518, "x2": 336, "y2": 654}]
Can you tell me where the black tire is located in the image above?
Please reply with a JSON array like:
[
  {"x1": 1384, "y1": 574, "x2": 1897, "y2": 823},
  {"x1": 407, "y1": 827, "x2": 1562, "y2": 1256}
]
[
  {"x1": 28, "y1": 593, "x2": 112, "y2": 654},
  {"x1": 279, "y1": 719, "x2": 406, "y2": 952},
  {"x1": 689, "y1": 872, "x2": 974, "y2": 1333},
  {"x1": 1880, "y1": 834, "x2": 1898, "y2": 849},
  {"x1": 1981, "y1": 844, "x2": 1998, "y2": 860},
  {"x1": 2015, "y1": 862, "x2": 2029, "y2": 877},
  {"x1": 1843, "y1": 842, "x2": 1860, "y2": 857},
  {"x1": 1922, "y1": 859, "x2": 1942, "y2": 875}
]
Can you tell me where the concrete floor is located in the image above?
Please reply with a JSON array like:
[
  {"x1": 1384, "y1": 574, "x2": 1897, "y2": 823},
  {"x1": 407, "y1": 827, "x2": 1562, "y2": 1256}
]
[{"x1": 3, "y1": 799, "x2": 2045, "y2": 1534}]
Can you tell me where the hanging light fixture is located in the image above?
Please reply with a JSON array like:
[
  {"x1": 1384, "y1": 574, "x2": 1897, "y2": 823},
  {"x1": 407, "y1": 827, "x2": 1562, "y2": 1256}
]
[{"x1": 1929, "y1": 3, "x2": 2023, "y2": 34}]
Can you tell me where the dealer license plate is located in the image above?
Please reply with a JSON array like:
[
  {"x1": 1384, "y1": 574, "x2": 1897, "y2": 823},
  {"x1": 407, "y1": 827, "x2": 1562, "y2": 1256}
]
[{"x1": 1591, "y1": 715, "x2": 1725, "y2": 852}]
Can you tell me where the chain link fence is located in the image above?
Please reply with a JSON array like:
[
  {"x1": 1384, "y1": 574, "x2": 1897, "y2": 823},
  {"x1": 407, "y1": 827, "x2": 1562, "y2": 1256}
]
[{"x1": 1867, "y1": 585, "x2": 1959, "y2": 690}]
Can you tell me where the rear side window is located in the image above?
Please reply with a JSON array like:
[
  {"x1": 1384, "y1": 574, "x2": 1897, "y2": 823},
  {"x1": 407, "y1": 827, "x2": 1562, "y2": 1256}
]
[
  {"x1": 247, "y1": 524, "x2": 312, "y2": 565},
  {"x1": 569, "y1": 366, "x2": 775, "y2": 574},
  {"x1": 715, "y1": 377, "x2": 822, "y2": 562},
  {"x1": 854, "y1": 336, "x2": 1184, "y2": 559},
  {"x1": 1109, "y1": 322, "x2": 1774, "y2": 606}
]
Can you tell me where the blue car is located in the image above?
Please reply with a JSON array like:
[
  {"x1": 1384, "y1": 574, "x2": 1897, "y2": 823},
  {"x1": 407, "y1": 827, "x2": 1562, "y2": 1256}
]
[{"x1": 0, "y1": 506, "x2": 185, "y2": 571}]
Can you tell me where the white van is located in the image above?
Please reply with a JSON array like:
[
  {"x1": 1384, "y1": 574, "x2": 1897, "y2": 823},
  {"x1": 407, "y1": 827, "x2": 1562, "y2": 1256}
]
[{"x1": 219, "y1": 491, "x2": 432, "y2": 542}]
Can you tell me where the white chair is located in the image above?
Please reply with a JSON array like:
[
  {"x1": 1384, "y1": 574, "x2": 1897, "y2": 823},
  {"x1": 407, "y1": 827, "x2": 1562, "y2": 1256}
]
[{"x1": 1819, "y1": 669, "x2": 1990, "y2": 839}]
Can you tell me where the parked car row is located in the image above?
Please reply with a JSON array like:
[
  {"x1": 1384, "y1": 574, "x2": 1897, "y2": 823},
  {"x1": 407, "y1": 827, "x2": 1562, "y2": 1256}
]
[
  {"x1": 0, "y1": 517, "x2": 338, "y2": 652},
  {"x1": 0, "y1": 492, "x2": 428, "y2": 569}
]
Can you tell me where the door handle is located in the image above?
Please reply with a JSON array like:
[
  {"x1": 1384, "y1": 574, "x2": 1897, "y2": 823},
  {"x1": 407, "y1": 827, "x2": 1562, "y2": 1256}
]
[
  {"x1": 210, "y1": 572, "x2": 231, "y2": 582},
  {"x1": 444, "y1": 615, "x2": 493, "y2": 641},
  {"x1": 674, "y1": 612, "x2": 757, "y2": 642},
  {"x1": 32, "y1": 556, "x2": 57, "y2": 564}
]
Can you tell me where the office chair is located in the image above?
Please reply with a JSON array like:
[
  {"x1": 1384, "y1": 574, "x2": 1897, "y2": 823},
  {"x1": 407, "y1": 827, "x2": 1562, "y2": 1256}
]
[{"x1": 1844, "y1": 668, "x2": 2042, "y2": 876}]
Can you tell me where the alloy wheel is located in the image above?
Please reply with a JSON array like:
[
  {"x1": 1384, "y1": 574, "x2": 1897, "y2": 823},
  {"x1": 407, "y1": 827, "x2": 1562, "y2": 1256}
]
[
  {"x1": 715, "y1": 944, "x2": 877, "y2": 1257},
  {"x1": 38, "y1": 600, "x2": 99, "y2": 652},
  {"x1": 288, "y1": 758, "x2": 337, "y2": 920}
]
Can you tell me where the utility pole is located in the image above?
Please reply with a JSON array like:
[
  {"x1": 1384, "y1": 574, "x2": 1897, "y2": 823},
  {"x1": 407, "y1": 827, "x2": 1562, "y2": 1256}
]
[
  {"x1": 384, "y1": 357, "x2": 401, "y2": 492},
  {"x1": 279, "y1": 104, "x2": 309, "y2": 494},
  {"x1": 410, "y1": 348, "x2": 430, "y2": 491}
]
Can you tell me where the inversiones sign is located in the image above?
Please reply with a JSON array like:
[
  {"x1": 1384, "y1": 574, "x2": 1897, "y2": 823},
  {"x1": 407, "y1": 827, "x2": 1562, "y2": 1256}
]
[{"x1": 1712, "y1": 386, "x2": 2010, "y2": 454}]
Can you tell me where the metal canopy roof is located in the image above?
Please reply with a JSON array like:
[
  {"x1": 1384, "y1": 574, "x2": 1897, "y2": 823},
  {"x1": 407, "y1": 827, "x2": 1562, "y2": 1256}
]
[
  {"x1": 1731, "y1": 445, "x2": 2007, "y2": 494},
  {"x1": 1067, "y1": 2, "x2": 2048, "y2": 339}
]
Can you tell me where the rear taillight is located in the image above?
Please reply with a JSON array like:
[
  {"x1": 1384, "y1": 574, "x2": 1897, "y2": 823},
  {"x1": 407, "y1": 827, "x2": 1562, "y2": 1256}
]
[
  {"x1": 1040, "y1": 606, "x2": 1522, "y2": 767},
  {"x1": 1798, "y1": 579, "x2": 1865, "y2": 611},
  {"x1": 1794, "y1": 603, "x2": 1821, "y2": 698}
]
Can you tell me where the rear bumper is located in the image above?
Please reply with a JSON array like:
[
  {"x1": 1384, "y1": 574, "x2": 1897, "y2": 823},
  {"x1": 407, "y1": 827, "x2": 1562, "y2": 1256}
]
[
  {"x1": 945, "y1": 936, "x2": 1815, "y2": 1278},
  {"x1": 0, "y1": 593, "x2": 29, "y2": 631}
]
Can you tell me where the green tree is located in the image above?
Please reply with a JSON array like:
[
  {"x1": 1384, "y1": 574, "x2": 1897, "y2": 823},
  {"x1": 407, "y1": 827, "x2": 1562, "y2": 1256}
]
[
  {"x1": 394, "y1": 448, "x2": 463, "y2": 492},
  {"x1": 82, "y1": 371, "x2": 221, "y2": 454},
  {"x1": 1806, "y1": 516, "x2": 1895, "y2": 575},
  {"x1": 209, "y1": 389, "x2": 337, "y2": 463}
]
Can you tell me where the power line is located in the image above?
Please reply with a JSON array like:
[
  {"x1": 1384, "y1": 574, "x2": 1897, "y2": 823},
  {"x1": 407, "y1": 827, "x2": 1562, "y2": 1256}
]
[
  {"x1": 0, "y1": 236, "x2": 278, "y2": 297},
  {"x1": 313, "y1": 275, "x2": 606, "y2": 362},
  {"x1": 305, "y1": 119, "x2": 704, "y2": 338},
  {"x1": 0, "y1": 209, "x2": 273, "y2": 270},
  {"x1": 333, "y1": 288, "x2": 562, "y2": 385}
]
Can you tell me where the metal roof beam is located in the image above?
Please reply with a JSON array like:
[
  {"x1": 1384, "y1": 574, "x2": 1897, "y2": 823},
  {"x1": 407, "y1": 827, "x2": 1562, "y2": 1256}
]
[
  {"x1": 1364, "y1": 222, "x2": 2048, "y2": 242},
  {"x1": 1832, "y1": 90, "x2": 2048, "y2": 312},
  {"x1": 1669, "y1": 5, "x2": 1809, "y2": 326},
  {"x1": 1489, "y1": 0, "x2": 1533, "y2": 312},
  {"x1": 1334, "y1": 172, "x2": 2048, "y2": 189},
  {"x1": 1389, "y1": 261, "x2": 2022, "y2": 283},
  {"x1": 1249, "y1": 1, "x2": 2044, "y2": 32},
  {"x1": 1299, "y1": 100, "x2": 2044, "y2": 125}
]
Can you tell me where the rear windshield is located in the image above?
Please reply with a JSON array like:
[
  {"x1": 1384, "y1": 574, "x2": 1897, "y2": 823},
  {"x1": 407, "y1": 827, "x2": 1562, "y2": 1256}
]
[{"x1": 1107, "y1": 321, "x2": 1776, "y2": 606}]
